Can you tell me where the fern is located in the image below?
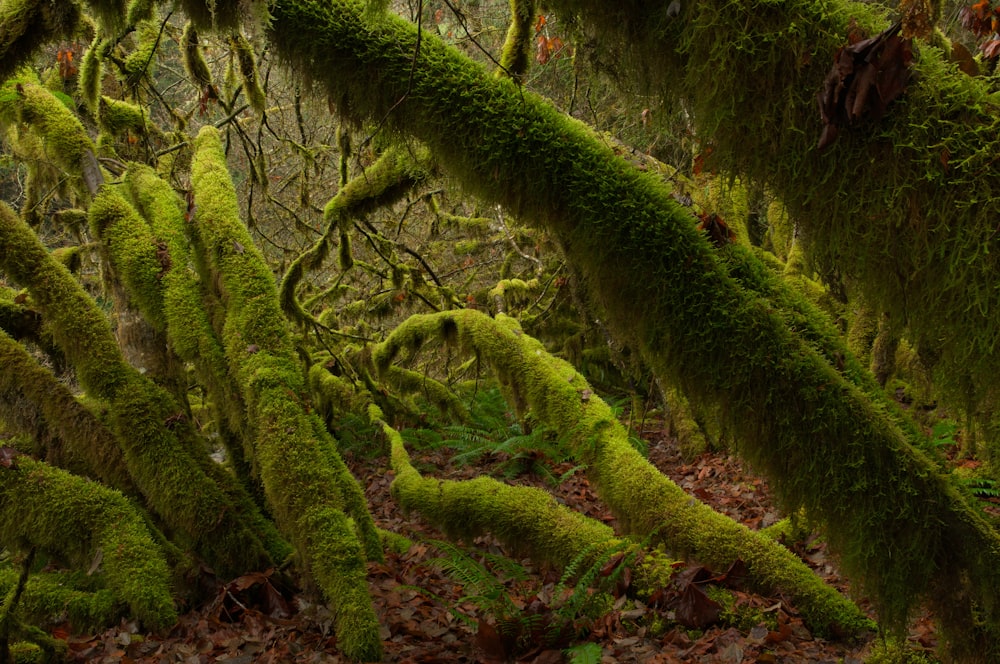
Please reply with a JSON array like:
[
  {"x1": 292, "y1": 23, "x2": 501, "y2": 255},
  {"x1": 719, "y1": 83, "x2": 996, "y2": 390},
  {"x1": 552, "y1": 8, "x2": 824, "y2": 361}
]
[
  {"x1": 962, "y1": 477, "x2": 1000, "y2": 499},
  {"x1": 564, "y1": 642, "x2": 602, "y2": 664}
]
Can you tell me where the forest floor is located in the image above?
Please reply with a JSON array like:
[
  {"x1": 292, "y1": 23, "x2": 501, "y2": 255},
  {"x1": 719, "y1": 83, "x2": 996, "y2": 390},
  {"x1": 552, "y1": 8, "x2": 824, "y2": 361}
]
[{"x1": 68, "y1": 418, "x2": 942, "y2": 663}]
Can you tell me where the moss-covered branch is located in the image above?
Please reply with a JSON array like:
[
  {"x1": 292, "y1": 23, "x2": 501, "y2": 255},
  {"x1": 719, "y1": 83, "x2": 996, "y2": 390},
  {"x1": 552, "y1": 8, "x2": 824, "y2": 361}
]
[
  {"x1": 371, "y1": 403, "x2": 677, "y2": 592},
  {"x1": 548, "y1": 0, "x2": 1000, "y2": 430},
  {"x1": 0, "y1": 455, "x2": 175, "y2": 630},
  {"x1": 279, "y1": 144, "x2": 430, "y2": 326},
  {"x1": 0, "y1": 329, "x2": 136, "y2": 493},
  {"x1": 190, "y1": 125, "x2": 383, "y2": 661},
  {"x1": 0, "y1": 202, "x2": 277, "y2": 578},
  {"x1": 374, "y1": 310, "x2": 872, "y2": 635},
  {"x1": 261, "y1": 1, "x2": 1000, "y2": 650}
]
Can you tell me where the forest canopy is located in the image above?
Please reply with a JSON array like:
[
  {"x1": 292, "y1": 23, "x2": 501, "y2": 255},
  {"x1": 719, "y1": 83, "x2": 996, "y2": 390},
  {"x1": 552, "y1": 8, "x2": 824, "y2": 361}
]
[{"x1": 2, "y1": 0, "x2": 1000, "y2": 662}]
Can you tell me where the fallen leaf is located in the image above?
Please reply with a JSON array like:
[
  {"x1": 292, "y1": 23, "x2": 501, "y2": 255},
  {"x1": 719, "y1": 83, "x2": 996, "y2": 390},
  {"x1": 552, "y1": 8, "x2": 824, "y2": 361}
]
[{"x1": 675, "y1": 582, "x2": 722, "y2": 629}]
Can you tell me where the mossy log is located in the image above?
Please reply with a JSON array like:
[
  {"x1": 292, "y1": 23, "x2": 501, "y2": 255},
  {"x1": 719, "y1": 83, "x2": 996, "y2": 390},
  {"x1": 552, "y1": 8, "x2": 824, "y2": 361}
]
[
  {"x1": 259, "y1": 1, "x2": 1000, "y2": 651},
  {"x1": 374, "y1": 310, "x2": 872, "y2": 635},
  {"x1": 0, "y1": 455, "x2": 175, "y2": 630},
  {"x1": 189, "y1": 126, "x2": 383, "y2": 662},
  {"x1": 371, "y1": 403, "x2": 677, "y2": 597}
]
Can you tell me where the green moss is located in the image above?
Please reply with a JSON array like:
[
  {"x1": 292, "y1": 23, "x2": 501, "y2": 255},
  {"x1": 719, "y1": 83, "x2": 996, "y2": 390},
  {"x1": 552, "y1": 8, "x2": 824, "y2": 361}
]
[
  {"x1": 0, "y1": 81, "x2": 97, "y2": 198},
  {"x1": 0, "y1": 329, "x2": 136, "y2": 494},
  {"x1": 124, "y1": 164, "x2": 246, "y2": 438},
  {"x1": 120, "y1": 20, "x2": 160, "y2": 88},
  {"x1": 375, "y1": 310, "x2": 871, "y2": 635},
  {"x1": 0, "y1": 456, "x2": 175, "y2": 629},
  {"x1": 98, "y1": 97, "x2": 152, "y2": 136},
  {"x1": 497, "y1": 0, "x2": 534, "y2": 83},
  {"x1": 0, "y1": 202, "x2": 276, "y2": 578},
  {"x1": 232, "y1": 33, "x2": 265, "y2": 114},
  {"x1": 0, "y1": 568, "x2": 121, "y2": 631},
  {"x1": 88, "y1": 187, "x2": 166, "y2": 330},
  {"x1": 180, "y1": 21, "x2": 213, "y2": 92},
  {"x1": 125, "y1": 0, "x2": 156, "y2": 25},
  {"x1": 191, "y1": 126, "x2": 383, "y2": 661},
  {"x1": 705, "y1": 585, "x2": 778, "y2": 632}
]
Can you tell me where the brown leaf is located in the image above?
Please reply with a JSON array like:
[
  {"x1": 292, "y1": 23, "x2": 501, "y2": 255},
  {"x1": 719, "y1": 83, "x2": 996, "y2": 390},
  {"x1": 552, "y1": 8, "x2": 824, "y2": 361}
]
[
  {"x1": 675, "y1": 582, "x2": 722, "y2": 629},
  {"x1": 950, "y1": 42, "x2": 980, "y2": 76},
  {"x1": 475, "y1": 620, "x2": 508, "y2": 663},
  {"x1": 721, "y1": 558, "x2": 750, "y2": 590},
  {"x1": 765, "y1": 622, "x2": 793, "y2": 644},
  {"x1": 0, "y1": 446, "x2": 21, "y2": 468},
  {"x1": 816, "y1": 22, "x2": 912, "y2": 149}
]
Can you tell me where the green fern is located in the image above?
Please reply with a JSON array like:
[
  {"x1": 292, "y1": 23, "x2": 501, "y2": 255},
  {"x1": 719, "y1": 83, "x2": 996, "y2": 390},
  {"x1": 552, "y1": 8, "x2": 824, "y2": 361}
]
[
  {"x1": 961, "y1": 477, "x2": 1000, "y2": 499},
  {"x1": 564, "y1": 642, "x2": 602, "y2": 664}
]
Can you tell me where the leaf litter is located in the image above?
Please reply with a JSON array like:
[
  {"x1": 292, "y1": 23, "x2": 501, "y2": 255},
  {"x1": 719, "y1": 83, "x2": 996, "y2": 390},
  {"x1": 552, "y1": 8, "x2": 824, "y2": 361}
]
[{"x1": 65, "y1": 419, "x2": 946, "y2": 663}]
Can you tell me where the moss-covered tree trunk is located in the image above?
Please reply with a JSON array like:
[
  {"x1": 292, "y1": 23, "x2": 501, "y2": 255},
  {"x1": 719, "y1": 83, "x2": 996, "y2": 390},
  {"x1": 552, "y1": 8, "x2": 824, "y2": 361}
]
[{"x1": 252, "y1": 0, "x2": 1000, "y2": 655}]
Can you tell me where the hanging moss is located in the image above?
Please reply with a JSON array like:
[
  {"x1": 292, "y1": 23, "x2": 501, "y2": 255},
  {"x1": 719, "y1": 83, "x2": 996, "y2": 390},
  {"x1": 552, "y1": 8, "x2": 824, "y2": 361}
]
[
  {"x1": 0, "y1": 456, "x2": 175, "y2": 629},
  {"x1": 191, "y1": 126, "x2": 382, "y2": 662},
  {"x1": 497, "y1": 0, "x2": 535, "y2": 83},
  {"x1": 231, "y1": 32, "x2": 265, "y2": 114},
  {"x1": 78, "y1": 36, "x2": 103, "y2": 113},
  {"x1": 180, "y1": 21, "x2": 214, "y2": 92},
  {"x1": 120, "y1": 20, "x2": 160, "y2": 88},
  {"x1": 0, "y1": 0, "x2": 80, "y2": 85},
  {"x1": 125, "y1": 0, "x2": 157, "y2": 26}
]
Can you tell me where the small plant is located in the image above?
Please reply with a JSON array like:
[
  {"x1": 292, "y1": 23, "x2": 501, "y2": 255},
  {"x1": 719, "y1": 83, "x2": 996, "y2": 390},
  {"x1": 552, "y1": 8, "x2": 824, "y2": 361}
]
[
  {"x1": 564, "y1": 641, "x2": 602, "y2": 664},
  {"x1": 414, "y1": 537, "x2": 623, "y2": 660}
]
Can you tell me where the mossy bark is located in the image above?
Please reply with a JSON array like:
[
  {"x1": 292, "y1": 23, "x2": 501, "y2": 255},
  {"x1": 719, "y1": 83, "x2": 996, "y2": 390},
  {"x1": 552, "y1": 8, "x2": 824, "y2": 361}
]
[
  {"x1": 373, "y1": 404, "x2": 677, "y2": 594},
  {"x1": 0, "y1": 330, "x2": 136, "y2": 494},
  {"x1": 0, "y1": 202, "x2": 276, "y2": 579},
  {"x1": 0, "y1": 455, "x2": 175, "y2": 630},
  {"x1": 374, "y1": 310, "x2": 872, "y2": 635},
  {"x1": 260, "y1": 2, "x2": 1000, "y2": 651},
  {"x1": 190, "y1": 126, "x2": 383, "y2": 662}
]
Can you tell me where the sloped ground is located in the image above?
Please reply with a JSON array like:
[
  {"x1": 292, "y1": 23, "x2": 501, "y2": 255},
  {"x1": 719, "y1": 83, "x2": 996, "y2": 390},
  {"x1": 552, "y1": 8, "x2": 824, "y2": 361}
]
[{"x1": 66, "y1": 422, "x2": 940, "y2": 663}]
